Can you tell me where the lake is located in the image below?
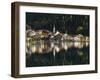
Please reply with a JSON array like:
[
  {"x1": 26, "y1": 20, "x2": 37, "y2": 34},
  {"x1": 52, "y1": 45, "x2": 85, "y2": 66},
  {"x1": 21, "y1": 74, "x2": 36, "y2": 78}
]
[{"x1": 26, "y1": 40, "x2": 89, "y2": 67}]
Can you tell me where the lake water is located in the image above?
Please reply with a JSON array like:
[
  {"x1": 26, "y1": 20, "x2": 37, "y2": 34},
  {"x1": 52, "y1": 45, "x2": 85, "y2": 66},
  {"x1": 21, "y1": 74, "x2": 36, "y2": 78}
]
[{"x1": 26, "y1": 40, "x2": 89, "y2": 67}]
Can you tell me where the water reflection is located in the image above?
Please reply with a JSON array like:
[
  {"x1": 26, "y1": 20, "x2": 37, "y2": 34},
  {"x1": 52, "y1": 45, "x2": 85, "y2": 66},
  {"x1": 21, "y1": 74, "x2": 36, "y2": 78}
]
[{"x1": 26, "y1": 40, "x2": 89, "y2": 67}]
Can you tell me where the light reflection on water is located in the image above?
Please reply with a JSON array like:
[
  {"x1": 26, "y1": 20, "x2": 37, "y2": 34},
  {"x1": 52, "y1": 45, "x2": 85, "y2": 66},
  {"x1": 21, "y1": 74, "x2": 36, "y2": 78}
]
[{"x1": 26, "y1": 40, "x2": 89, "y2": 67}]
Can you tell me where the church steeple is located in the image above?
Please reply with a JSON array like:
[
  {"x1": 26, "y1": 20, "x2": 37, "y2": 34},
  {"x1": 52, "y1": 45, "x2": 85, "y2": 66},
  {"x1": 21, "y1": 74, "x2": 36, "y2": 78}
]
[{"x1": 53, "y1": 25, "x2": 55, "y2": 33}]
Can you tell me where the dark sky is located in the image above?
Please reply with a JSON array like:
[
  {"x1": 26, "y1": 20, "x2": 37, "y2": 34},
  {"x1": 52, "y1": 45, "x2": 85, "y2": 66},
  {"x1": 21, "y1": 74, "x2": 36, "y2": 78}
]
[{"x1": 26, "y1": 12, "x2": 89, "y2": 36}]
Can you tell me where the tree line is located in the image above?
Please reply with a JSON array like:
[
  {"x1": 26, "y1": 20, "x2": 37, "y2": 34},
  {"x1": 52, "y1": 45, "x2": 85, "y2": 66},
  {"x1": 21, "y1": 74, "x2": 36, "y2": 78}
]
[{"x1": 26, "y1": 12, "x2": 89, "y2": 36}]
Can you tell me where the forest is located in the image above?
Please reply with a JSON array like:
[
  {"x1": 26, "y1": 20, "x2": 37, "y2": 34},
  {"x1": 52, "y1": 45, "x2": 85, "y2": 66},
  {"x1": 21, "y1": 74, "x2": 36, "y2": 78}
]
[{"x1": 26, "y1": 12, "x2": 89, "y2": 36}]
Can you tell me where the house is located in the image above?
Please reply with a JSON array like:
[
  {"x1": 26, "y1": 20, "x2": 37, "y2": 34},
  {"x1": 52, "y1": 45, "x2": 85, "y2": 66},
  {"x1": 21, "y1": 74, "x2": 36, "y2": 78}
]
[
  {"x1": 73, "y1": 34, "x2": 83, "y2": 41},
  {"x1": 53, "y1": 31, "x2": 63, "y2": 41}
]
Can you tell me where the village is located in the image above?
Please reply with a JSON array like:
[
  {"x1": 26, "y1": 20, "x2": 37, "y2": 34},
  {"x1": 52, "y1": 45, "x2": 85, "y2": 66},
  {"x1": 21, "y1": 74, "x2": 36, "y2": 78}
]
[{"x1": 26, "y1": 28, "x2": 89, "y2": 43}]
